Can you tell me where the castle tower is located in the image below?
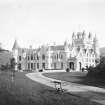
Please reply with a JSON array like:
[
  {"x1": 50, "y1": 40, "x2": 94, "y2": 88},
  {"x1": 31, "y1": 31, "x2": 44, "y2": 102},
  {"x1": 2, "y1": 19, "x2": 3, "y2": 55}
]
[
  {"x1": 47, "y1": 45, "x2": 52, "y2": 69},
  {"x1": 64, "y1": 40, "x2": 70, "y2": 58},
  {"x1": 12, "y1": 40, "x2": 19, "y2": 71},
  {"x1": 93, "y1": 34, "x2": 100, "y2": 59}
]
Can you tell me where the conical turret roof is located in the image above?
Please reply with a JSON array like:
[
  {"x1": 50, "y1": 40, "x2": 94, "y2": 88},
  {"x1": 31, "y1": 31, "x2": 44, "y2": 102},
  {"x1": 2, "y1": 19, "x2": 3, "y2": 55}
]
[{"x1": 12, "y1": 40, "x2": 20, "y2": 50}]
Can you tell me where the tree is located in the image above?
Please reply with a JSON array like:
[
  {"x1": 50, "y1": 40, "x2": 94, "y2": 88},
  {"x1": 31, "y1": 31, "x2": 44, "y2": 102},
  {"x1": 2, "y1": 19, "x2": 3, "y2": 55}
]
[
  {"x1": 10, "y1": 58, "x2": 16, "y2": 81},
  {"x1": 87, "y1": 57, "x2": 105, "y2": 78},
  {"x1": 10, "y1": 58, "x2": 16, "y2": 70}
]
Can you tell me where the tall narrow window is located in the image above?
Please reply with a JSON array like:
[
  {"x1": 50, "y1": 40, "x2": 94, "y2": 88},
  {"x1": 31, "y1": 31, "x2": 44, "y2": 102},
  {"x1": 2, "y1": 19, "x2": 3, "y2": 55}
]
[
  {"x1": 31, "y1": 63, "x2": 33, "y2": 69},
  {"x1": 42, "y1": 63, "x2": 45, "y2": 69},
  {"x1": 28, "y1": 63, "x2": 30, "y2": 69},
  {"x1": 37, "y1": 63, "x2": 39, "y2": 69},
  {"x1": 18, "y1": 63, "x2": 21, "y2": 70},
  {"x1": 31, "y1": 55, "x2": 33, "y2": 60},
  {"x1": 61, "y1": 62, "x2": 63, "y2": 69},
  {"x1": 37, "y1": 55, "x2": 39, "y2": 60},
  {"x1": 57, "y1": 54, "x2": 59, "y2": 59},
  {"x1": 42, "y1": 54, "x2": 45, "y2": 60}
]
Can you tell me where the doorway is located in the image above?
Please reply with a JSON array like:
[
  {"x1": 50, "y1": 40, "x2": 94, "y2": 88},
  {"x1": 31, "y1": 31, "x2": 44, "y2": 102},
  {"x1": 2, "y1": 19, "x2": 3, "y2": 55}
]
[
  {"x1": 79, "y1": 62, "x2": 82, "y2": 70},
  {"x1": 69, "y1": 62, "x2": 74, "y2": 70}
]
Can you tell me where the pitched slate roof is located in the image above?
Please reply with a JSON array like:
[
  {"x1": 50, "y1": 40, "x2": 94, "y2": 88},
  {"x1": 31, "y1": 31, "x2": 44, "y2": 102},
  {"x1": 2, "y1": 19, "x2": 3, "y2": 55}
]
[
  {"x1": 50, "y1": 45, "x2": 64, "y2": 51},
  {"x1": 12, "y1": 40, "x2": 20, "y2": 50}
]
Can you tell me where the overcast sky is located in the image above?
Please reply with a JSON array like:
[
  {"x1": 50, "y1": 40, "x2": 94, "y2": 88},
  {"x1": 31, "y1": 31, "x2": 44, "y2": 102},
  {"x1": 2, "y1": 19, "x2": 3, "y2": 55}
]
[{"x1": 0, "y1": 0, "x2": 105, "y2": 50}]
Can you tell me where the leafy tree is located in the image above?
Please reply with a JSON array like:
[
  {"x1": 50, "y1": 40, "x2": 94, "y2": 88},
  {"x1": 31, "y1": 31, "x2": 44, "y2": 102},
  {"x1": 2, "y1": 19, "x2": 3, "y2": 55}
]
[{"x1": 87, "y1": 57, "x2": 105, "y2": 78}]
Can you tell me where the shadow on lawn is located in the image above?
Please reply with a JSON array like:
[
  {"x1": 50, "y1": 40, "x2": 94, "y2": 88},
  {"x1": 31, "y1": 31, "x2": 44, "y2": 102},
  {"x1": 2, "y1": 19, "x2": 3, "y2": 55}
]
[
  {"x1": 0, "y1": 71, "x2": 102, "y2": 105},
  {"x1": 72, "y1": 75, "x2": 105, "y2": 88},
  {"x1": 39, "y1": 88, "x2": 101, "y2": 105}
]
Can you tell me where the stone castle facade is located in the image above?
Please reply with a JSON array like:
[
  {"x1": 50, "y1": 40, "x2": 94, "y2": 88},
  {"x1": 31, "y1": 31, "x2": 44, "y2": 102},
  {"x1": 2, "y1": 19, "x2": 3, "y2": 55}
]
[{"x1": 12, "y1": 31, "x2": 100, "y2": 71}]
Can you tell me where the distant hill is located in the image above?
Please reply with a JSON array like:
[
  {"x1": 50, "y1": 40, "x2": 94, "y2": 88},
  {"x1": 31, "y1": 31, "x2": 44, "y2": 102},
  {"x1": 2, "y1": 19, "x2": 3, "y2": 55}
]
[
  {"x1": 0, "y1": 49, "x2": 12, "y2": 66},
  {"x1": 100, "y1": 47, "x2": 105, "y2": 57}
]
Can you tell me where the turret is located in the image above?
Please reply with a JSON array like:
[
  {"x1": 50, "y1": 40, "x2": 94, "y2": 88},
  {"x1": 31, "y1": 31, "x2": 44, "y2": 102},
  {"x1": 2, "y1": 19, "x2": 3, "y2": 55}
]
[
  {"x1": 12, "y1": 40, "x2": 20, "y2": 71},
  {"x1": 93, "y1": 34, "x2": 100, "y2": 59},
  {"x1": 47, "y1": 45, "x2": 52, "y2": 69},
  {"x1": 64, "y1": 40, "x2": 70, "y2": 58},
  {"x1": 82, "y1": 30, "x2": 86, "y2": 39},
  {"x1": 72, "y1": 32, "x2": 75, "y2": 40}
]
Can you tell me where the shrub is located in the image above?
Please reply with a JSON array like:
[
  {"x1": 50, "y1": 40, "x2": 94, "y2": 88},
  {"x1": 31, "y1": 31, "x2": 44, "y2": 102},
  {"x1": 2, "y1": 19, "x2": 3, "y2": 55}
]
[
  {"x1": 87, "y1": 57, "x2": 105, "y2": 79},
  {"x1": 66, "y1": 68, "x2": 70, "y2": 72}
]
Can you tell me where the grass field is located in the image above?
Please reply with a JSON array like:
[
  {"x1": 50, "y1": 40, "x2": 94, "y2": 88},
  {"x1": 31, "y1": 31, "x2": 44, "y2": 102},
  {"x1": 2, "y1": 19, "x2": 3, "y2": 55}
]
[
  {"x1": 43, "y1": 71, "x2": 105, "y2": 88},
  {"x1": 0, "y1": 71, "x2": 101, "y2": 105}
]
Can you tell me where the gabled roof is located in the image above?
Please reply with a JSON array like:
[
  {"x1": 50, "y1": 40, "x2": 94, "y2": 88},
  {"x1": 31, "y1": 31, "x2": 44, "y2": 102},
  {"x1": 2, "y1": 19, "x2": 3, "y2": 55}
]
[
  {"x1": 50, "y1": 45, "x2": 64, "y2": 51},
  {"x1": 12, "y1": 40, "x2": 20, "y2": 50}
]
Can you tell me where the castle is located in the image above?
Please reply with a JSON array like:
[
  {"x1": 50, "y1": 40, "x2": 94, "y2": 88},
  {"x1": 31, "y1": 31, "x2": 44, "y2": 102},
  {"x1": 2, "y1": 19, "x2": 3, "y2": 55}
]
[{"x1": 12, "y1": 31, "x2": 100, "y2": 71}]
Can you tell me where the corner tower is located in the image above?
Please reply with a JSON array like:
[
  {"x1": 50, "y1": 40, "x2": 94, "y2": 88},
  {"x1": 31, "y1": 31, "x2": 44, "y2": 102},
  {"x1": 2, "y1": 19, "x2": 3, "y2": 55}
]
[{"x1": 12, "y1": 40, "x2": 20, "y2": 71}]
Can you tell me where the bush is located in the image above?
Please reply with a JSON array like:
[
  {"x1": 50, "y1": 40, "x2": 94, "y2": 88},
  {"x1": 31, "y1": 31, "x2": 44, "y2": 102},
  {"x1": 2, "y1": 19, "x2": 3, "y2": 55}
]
[
  {"x1": 81, "y1": 68, "x2": 85, "y2": 72},
  {"x1": 0, "y1": 64, "x2": 10, "y2": 71},
  {"x1": 39, "y1": 69, "x2": 43, "y2": 72},
  {"x1": 66, "y1": 68, "x2": 70, "y2": 72},
  {"x1": 87, "y1": 57, "x2": 105, "y2": 79}
]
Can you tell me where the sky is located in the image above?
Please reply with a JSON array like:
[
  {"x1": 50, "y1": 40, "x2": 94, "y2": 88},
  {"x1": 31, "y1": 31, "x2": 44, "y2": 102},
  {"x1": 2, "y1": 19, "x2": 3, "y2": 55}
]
[{"x1": 0, "y1": 0, "x2": 105, "y2": 50}]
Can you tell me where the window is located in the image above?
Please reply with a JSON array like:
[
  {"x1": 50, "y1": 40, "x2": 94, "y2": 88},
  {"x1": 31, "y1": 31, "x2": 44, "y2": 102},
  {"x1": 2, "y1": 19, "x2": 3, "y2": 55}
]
[
  {"x1": 28, "y1": 56, "x2": 30, "y2": 60},
  {"x1": 42, "y1": 54, "x2": 45, "y2": 60},
  {"x1": 31, "y1": 63, "x2": 33, "y2": 69},
  {"x1": 61, "y1": 62, "x2": 63, "y2": 69},
  {"x1": 37, "y1": 55, "x2": 39, "y2": 60},
  {"x1": 19, "y1": 56, "x2": 21, "y2": 61},
  {"x1": 31, "y1": 55, "x2": 33, "y2": 60},
  {"x1": 37, "y1": 63, "x2": 39, "y2": 69},
  {"x1": 28, "y1": 63, "x2": 30, "y2": 69},
  {"x1": 42, "y1": 63, "x2": 45, "y2": 69},
  {"x1": 34, "y1": 56, "x2": 36, "y2": 60},
  {"x1": 57, "y1": 54, "x2": 59, "y2": 59},
  {"x1": 18, "y1": 63, "x2": 21, "y2": 70}
]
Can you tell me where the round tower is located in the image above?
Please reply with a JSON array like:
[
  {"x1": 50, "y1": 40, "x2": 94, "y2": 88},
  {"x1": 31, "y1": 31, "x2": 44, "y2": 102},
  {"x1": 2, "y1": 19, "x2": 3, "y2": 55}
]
[
  {"x1": 47, "y1": 45, "x2": 52, "y2": 69},
  {"x1": 93, "y1": 34, "x2": 100, "y2": 59},
  {"x1": 12, "y1": 40, "x2": 19, "y2": 71},
  {"x1": 64, "y1": 40, "x2": 70, "y2": 58}
]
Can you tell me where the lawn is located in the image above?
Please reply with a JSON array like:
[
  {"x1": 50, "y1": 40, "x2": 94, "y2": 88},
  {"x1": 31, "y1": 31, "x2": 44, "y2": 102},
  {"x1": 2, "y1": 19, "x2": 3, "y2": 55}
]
[
  {"x1": 0, "y1": 70, "x2": 101, "y2": 105},
  {"x1": 43, "y1": 71, "x2": 105, "y2": 88}
]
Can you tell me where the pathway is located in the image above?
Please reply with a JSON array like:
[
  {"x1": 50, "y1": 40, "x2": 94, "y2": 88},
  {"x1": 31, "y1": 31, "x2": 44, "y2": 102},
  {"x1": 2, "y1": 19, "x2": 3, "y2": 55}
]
[{"x1": 26, "y1": 71, "x2": 105, "y2": 105}]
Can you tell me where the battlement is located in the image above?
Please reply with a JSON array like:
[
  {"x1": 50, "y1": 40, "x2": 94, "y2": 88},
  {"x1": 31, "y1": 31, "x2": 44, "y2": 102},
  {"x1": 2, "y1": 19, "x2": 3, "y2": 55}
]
[{"x1": 72, "y1": 31, "x2": 94, "y2": 40}]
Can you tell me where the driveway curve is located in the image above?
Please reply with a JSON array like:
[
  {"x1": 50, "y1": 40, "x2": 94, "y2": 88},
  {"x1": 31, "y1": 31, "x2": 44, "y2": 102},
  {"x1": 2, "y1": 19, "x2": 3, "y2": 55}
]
[{"x1": 26, "y1": 71, "x2": 105, "y2": 105}]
